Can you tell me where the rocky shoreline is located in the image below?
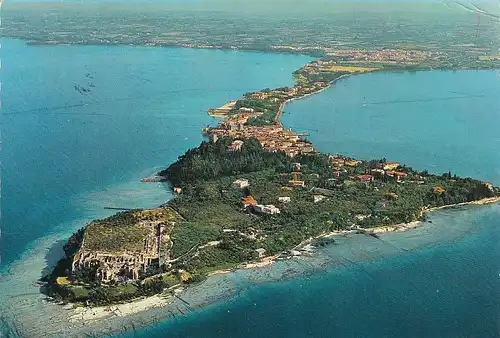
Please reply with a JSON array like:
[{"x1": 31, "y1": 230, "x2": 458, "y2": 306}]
[{"x1": 59, "y1": 196, "x2": 500, "y2": 328}]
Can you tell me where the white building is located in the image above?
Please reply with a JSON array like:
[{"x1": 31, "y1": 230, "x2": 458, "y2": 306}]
[
  {"x1": 254, "y1": 204, "x2": 281, "y2": 214},
  {"x1": 228, "y1": 140, "x2": 244, "y2": 151},
  {"x1": 255, "y1": 248, "x2": 266, "y2": 258},
  {"x1": 239, "y1": 107, "x2": 255, "y2": 113},
  {"x1": 278, "y1": 196, "x2": 291, "y2": 203},
  {"x1": 312, "y1": 195, "x2": 326, "y2": 203},
  {"x1": 232, "y1": 179, "x2": 249, "y2": 188}
]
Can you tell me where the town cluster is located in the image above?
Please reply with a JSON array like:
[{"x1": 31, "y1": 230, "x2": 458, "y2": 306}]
[
  {"x1": 324, "y1": 48, "x2": 440, "y2": 63},
  {"x1": 210, "y1": 124, "x2": 314, "y2": 158}
]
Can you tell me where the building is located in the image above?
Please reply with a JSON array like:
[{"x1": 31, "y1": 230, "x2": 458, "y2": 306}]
[
  {"x1": 292, "y1": 162, "x2": 301, "y2": 171},
  {"x1": 242, "y1": 195, "x2": 257, "y2": 208},
  {"x1": 345, "y1": 160, "x2": 362, "y2": 167},
  {"x1": 332, "y1": 171, "x2": 342, "y2": 178},
  {"x1": 278, "y1": 196, "x2": 291, "y2": 203},
  {"x1": 383, "y1": 162, "x2": 400, "y2": 170},
  {"x1": 312, "y1": 195, "x2": 326, "y2": 203},
  {"x1": 386, "y1": 171, "x2": 406, "y2": 182},
  {"x1": 238, "y1": 107, "x2": 255, "y2": 113},
  {"x1": 232, "y1": 179, "x2": 249, "y2": 188},
  {"x1": 254, "y1": 204, "x2": 281, "y2": 214},
  {"x1": 386, "y1": 192, "x2": 399, "y2": 199},
  {"x1": 482, "y1": 182, "x2": 494, "y2": 192},
  {"x1": 370, "y1": 168, "x2": 385, "y2": 178},
  {"x1": 357, "y1": 174, "x2": 374, "y2": 183},
  {"x1": 255, "y1": 248, "x2": 266, "y2": 258},
  {"x1": 289, "y1": 180, "x2": 305, "y2": 187},
  {"x1": 72, "y1": 208, "x2": 178, "y2": 283},
  {"x1": 228, "y1": 140, "x2": 244, "y2": 152},
  {"x1": 433, "y1": 186, "x2": 446, "y2": 194},
  {"x1": 173, "y1": 187, "x2": 182, "y2": 194}
]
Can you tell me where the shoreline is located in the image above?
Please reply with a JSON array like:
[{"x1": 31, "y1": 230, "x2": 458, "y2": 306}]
[
  {"x1": 64, "y1": 196, "x2": 500, "y2": 325},
  {"x1": 276, "y1": 73, "x2": 352, "y2": 124},
  {"x1": 58, "y1": 56, "x2": 500, "y2": 325},
  {"x1": 29, "y1": 48, "x2": 499, "y2": 335}
]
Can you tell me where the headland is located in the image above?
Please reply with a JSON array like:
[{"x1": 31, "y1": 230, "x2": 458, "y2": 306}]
[{"x1": 44, "y1": 54, "x2": 500, "y2": 313}]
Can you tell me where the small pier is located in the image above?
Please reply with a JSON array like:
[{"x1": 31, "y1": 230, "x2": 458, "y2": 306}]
[
  {"x1": 104, "y1": 207, "x2": 134, "y2": 211},
  {"x1": 140, "y1": 176, "x2": 168, "y2": 183}
]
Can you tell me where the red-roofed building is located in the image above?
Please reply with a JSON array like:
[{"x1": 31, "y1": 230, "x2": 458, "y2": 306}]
[
  {"x1": 242, "y1": 196, "x2": 257, "y2": 208},
  {"x1": 357, "y1": 175, "x2": 373, "y2": 183}
]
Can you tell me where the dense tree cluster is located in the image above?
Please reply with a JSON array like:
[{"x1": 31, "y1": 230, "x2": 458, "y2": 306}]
[
  {"x1": 47, "y1": 136, "x2": 499, "y2": 306},
  {"x1": 161, "y1": 137, "x2": 293, "y2": 187}
]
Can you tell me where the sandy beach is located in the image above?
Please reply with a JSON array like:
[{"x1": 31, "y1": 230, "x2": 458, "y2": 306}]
[
  {"x1": 1, "y1": 199, "x2": 498, "y2": 337},
  {"x1": 61, "y1": 195, "x2": 500, "y2": 329},
  {"x1": 68, "y1": 294, "x2": 173, "y2": 323}
]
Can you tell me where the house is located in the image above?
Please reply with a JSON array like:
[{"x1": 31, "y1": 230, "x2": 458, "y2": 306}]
[
  {"x1": 242, "y1": 195, "x2": 257, "y2": 208},
  {"x1": 386, "y1": 192, "x2": 399, "y2": 199},
  {"x1": 310, "y1": 173, "x2": 320, "y2": 178},
  {"x1": 292, "y1": 162, "x2": 301, "y2": 171},
  {"x1": 383, "y1": 162, "x2": 400, "y2": 170},
  {"x1": 357, "y1": 174, "x2": 373, "y2": 183},
  {"x1": 370, "y1": 168, "x2": 385, "y2": 178},
  {"x1": 250, "y1": 92, "x2": 269, "y2": 100},
  {"x1": 331, "y1": 160, "x2": 344, "y2": 167},
  {"x1": 312, "y1": 194, "x2": 326, "y2": 203},
  {"x1": 278, "y1": 196, "x2": 291, "y2": 203},
  {"x1": 345, "y1": 160, "x2": 362, "y2": 167},
  {"x1": 173, "y1": 187, "x2": 182, "y2": 194},
  {"x1": 56, "y1": 277, "x2": 71, "y2": 286},
  {"x1": 254, "y1": 204, "x2": 281, "y2": 214},
  {"x1": 482, "y1": 182, "x2": 494, "y2": 192},
  {"x1": 386, "y1": 171, "x2": 406, "y2": 182},
  {"x1": 232, "y1": 179, "x2": 249, "y2": 188},
  {"x1": 433, "y1": 186, "x2": 446, "y2": 194},
  {"x1": 289, "y1": 180, "x2": 305, "y2": 187},
  {"x1": 238, "y1": 107, "x2": 255, "y2": 113},
  {"x1": 332, "y1": 170, "x2": 343, "y2": 178},
  {"x1": 228, "y1": 140, "x2": 244, "y2": 151},
  {"x1": 255, "y1": 248, "x2": 266, "y2": 258}
]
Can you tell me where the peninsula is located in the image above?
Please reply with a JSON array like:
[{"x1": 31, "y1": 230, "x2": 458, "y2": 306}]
[{"x1": 45, "y1": 55, "x2": 500, "y2": 307}]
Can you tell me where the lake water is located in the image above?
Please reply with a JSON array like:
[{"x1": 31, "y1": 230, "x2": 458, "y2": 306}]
[
  {"x1": 0, "y1": 39, "x2": 311, "y2": 266},
  {"x1": 119, "y1": 70, "x2": 500, "y2": 337},
  {"x1": 283, "y1": 70, "x2": 500, "y2": 184},
  {"x1": 0, "y1": 39, "x2": 311, "y2": 334},
  {"x1": 1, "y1": 39, "x2": 499, "y2": 336}
]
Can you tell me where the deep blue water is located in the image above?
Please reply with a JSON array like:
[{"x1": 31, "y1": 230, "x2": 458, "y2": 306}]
[
  {"x1": 0, "y1": 39, "x2": 311, "y2": 267},
  {"x1": 120, "y1": 70, "x2": 500, "y2": 337},
  {"x1": 283, "y1": 70, "x2": 500, "y2": 184},
  {"x1": 1, "y1": 38, "x2": 499, "y2": 337},
  {"x1": 124, "y1": 206, "x2": 500, "y2": 337}
]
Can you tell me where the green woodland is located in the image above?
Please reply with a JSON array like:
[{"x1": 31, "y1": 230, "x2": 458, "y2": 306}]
[{"x1": 48, "y1": 137, "x2": 498, "y2": 305}]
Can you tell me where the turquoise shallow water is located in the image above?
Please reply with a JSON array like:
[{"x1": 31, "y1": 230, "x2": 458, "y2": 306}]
[
  {"x1": 0, "y1": 39, "x2": 311, "y2": 267},
  {"x1": 1, "y1": 39, "x2": 499, "y2": 337},
  {"x1": 120, "y1": 70, "x2": 500, "y2": 337},
  {"x1": 123, "y1": 205, "x2": 500, "y2": 338}
]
